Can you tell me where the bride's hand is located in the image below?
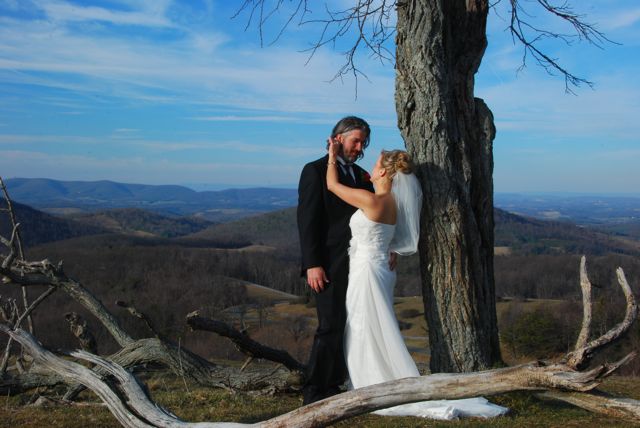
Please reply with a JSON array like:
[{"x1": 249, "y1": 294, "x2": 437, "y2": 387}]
[{"x1": 327, "y1": 137, "x2": 340, "y2": 159}]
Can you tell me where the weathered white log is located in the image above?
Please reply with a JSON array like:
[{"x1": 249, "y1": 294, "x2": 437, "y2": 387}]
[
  {"x1": 0, "y1": 324, "x2": 153, "y2": 428},
  {"x1": 1, "y1": 324, "x2": 254, "y2": 428},
  {"x1": 538, "y1": 390, "x2": 640, "y2": 421}
]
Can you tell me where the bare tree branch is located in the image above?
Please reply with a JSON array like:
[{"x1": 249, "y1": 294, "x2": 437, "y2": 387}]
[
  {"x1": 234, "y1": 0, "x2": 395, "y2": 97},
  {"x1": 507, "y1": 0, "x2": 615, "y2": 93},
  {"x1": 566, "y1": 263, "x2": 638, "y2": 370},
  {"x1": 0, "y1": 286, "x2": 55, "y2": 373},
  {"x1": 0, "y1": 177, "x2": 33, "y2": 335}
]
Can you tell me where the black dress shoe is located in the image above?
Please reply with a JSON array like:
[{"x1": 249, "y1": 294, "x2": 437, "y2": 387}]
[
  {"x1": 302, "y1": 386, "x2": 323, "y2": 405},
  {"x1": 325, "y1": 386, "x2": 342, "y2": 398}
]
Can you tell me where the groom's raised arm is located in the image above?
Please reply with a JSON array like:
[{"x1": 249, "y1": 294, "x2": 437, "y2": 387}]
[{"x1": 297, "y1": 162, "x2": 324, "y2": 275}]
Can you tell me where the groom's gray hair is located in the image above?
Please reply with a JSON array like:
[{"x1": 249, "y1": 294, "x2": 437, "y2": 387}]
[{"x1": 329, "y1": 116, "x2": 371, "y2": 160}]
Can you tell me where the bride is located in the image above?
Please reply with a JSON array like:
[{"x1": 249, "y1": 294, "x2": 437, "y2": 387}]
[{"x1": 326, "y1": 140, "x2": 508, "y2": 420}]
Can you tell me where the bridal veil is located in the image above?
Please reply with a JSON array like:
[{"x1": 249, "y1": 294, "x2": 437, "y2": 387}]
[{"x1": 389, "y1": 171, "x2": 422, "y2": 255}]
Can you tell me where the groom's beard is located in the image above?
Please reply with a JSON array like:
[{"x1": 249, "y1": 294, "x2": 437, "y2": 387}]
[{"x1": 340, "y1": 153, "x2": 358, "y2": 164}]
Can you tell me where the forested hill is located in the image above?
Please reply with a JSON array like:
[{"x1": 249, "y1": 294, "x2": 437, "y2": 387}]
[
  {"x1": 189, "y1": 206, "x2": 640, "y2": 257},
  {"x1": 70, "y1": 208, "x2": 213, "y2": 238},
  {"x1": 493, "y1": 208, "x2": 640, "y2": 255},
  {"x1": 0, "y1": 200, "x2": 105, "y2": 247}
]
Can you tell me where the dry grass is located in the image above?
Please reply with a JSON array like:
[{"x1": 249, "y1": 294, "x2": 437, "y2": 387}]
[
  {"x1": 3, "y1": 375, "x2": 639, "y2": 427},
  {"x1": 494, "y1": 246, "x2": 512, "y2": 256}
]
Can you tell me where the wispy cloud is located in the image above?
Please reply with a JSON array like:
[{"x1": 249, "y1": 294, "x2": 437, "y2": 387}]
[
  {"x1": 478, "y1": 71, "x2": 640, "y2": 141},
  {"x1": 596, "y1": 7, "x2": 640, "y2": 31},
  {"x1": 36, "y1": 0, "x2": 174, "y2": 27},
  {"x1": 192, "y1": 115, "x2": 298, "y2": 122},
  {"x1": 0, "y1": 4, "x2": 394, "y2": 119}
]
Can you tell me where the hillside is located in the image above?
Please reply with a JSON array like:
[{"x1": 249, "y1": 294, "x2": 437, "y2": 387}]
[
  {"x1": 70, "y1": 208, "x2": 213, "y2": 238},
  {"x1": 189, "y1": 206, "x2": 640, "y2": 257},
  {"x1": 494, "y1": 208, "x2": 640, "y2": 255},
  {"x1": 0, "y1": 200, "x2": 105, "y2": 248},
  {"x1": 183, "y1": 207, "x2": 298, "y2": 252}
]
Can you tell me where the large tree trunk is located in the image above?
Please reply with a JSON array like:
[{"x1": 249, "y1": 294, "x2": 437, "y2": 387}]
[{"x1": 395, "y1": 0, "x2": 501, "y2": 372}]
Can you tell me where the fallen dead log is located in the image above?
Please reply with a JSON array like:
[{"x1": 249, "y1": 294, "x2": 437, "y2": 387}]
[
  {"x1": 537, "y1": 390, "x2": 640, "y2": 422},
  {"x1": 1, "y1": 323, "x2": 638, "y2": 427},
  {"x1": 0, "y1": 368, "x2": 65, "y2": 395},
  {"x1": 61, "y1": 336, "x2": 303, "y2": 401}
]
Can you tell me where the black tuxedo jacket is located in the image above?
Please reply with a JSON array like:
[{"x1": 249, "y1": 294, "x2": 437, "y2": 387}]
[{"x1": 297, "y1": 154, "x2": 374, "y2": 276}]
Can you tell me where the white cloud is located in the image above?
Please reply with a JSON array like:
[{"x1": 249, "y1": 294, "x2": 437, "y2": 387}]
[
  {"x1": 596, "y1": 7, "x2": 640, "y2": 31},
  {"x1": 0, "y1": 134, "x2": 103, "y2": 145},
  {"x1": 191, "y1": 115, "x2": 299, "y2": 122},
  {"x1": 477, "y1": 71, "x2": 640, "y2": 141},
  {"x1": 35, "y1": 0, "x2": 173, "y2": 27}
]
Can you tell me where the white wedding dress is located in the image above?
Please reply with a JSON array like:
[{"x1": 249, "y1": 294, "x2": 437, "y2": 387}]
[{"x1": 344, "y1": 209, "x2": 508, "y2": 420}]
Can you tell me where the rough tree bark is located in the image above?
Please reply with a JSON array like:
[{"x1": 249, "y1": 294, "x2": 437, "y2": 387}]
[{"x1": 395, "y1": 0, "x2": 500, "y2": 372}]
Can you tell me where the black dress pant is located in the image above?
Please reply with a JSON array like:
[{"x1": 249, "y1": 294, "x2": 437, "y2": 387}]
[{"x1": 303, "y1": 243, "x2": 349, "y2": 404}]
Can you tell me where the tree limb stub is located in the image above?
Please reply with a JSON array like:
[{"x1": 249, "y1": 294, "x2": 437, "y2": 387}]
[{"x1": 575, "y1": 255, "x2": 592, "y2": 350}]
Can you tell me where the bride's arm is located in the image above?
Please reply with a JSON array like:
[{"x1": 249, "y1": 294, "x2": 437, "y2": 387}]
[{"x1": 326, "y1": 138, "x2": 376, "y2": 211}]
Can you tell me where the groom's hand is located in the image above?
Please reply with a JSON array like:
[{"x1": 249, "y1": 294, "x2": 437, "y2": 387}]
[
  {"x1": 307, "y1": 266, "x2": 329, "y2": 293},
  {"x1": 389, "y1": 252, "x2": 398, "y2": 271}
]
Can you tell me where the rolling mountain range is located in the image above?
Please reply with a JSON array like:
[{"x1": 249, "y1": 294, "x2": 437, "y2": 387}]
[
  {"x1": 6, "y1": 178, "x2": 640, "y2": 226},
  {"x1": 1, "y1": 177, "x2": 639, "y2": 256},
  {"x1": 4, "y1": 178, "x2": 297, "y2": 218}
]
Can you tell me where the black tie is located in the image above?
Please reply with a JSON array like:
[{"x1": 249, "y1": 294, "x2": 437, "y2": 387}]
[{"x1": 342, "y1": 163, "x2": 355, "y2": 183}]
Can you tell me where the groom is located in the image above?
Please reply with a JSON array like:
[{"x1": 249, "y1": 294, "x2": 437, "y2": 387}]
[{"x1": 297, "y1": 116, "x2": 374, "y2": 405}]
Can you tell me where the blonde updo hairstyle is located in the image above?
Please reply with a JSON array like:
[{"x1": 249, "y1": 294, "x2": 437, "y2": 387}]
[{"x1": 380, "y1": 150, "x2": 413, "y2": 180}]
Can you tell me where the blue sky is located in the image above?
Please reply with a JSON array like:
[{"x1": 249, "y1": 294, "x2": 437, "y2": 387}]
[{"x1": 0, "y1": 0, "x2": 638, "y2": 193}]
